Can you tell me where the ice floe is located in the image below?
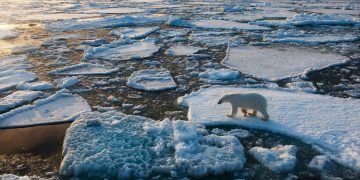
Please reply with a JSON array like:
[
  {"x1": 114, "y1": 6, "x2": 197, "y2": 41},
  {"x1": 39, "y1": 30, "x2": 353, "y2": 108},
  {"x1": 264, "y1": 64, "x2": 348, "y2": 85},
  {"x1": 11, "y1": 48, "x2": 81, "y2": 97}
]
[
  {"x1": 265, "y1": 34, "x2": 359, "y2": 44},
  {"x1": 249, "y1": 145, "x2": 297, "y2": 173},
  {"x1": 191, "y1": 19, "x2": 271, "y2": 31},
  {"x1": 189, "y1": 31, "x2": 245, "y2": 47},
  {"x1": 85, "y1": 40, "x2": 160, "y2": 61},
  {"x1": 165, "y1": 45, "x2": 204, "y2": 56},
  {"x1": 0, "y1": 91, "x2": 43, "y2": 113},
  {"x1": 61, "y1": 111, "x2": 245, "y2": 178},
  {"x1": 222, "y1": 46, "x2": 348, "y2": 80},
  {"x1": 127, "y1": 68, "x2": 177, "y2": 91},
  {"x1": 178, "y1": 86, "x2": 360, "y2": 170},
  {"x1": 110, "y1": 27, "x2": 160, "y2": 39},
  {"x1": 308, "y1": 155, "x2": 331, "y2": 172},
  {"x1": 199, "y1": 69, "x2": 240, "y2": 84},
  {"x1": 46, "y1": 16, "x2": 167, "y2": 32},
  {"x1": 0, "y1": 55, "x2": 30, "y2": 71},
  {"x1": 48, "y1": 63, "x2": 120, "y2": 76},
  {"x1": 0, "y1": 70, "x2": 37, "y2": 92},
  {"x1": 287, "y1": 13, "x2": 360, "y2": 26},
  {"x1": 0, "y1": 24, "x2": 20, "y2": 40},
  {"x1": 16, "y1": 81, "x2": 54, "y2": 91},
  {"x1": 56, "y1": 77, "x2": 80, "y2": 89},
  {"x1": 0, "y1": 90, "x2": 91, "y2": 129}
]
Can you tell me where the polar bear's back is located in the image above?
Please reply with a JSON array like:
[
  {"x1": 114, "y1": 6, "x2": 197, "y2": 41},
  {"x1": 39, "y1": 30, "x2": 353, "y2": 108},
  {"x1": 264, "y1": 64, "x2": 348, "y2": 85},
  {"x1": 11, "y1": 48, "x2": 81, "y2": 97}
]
[{"x1": 233, "y1": 93, "x2": 268, "y2": 111}]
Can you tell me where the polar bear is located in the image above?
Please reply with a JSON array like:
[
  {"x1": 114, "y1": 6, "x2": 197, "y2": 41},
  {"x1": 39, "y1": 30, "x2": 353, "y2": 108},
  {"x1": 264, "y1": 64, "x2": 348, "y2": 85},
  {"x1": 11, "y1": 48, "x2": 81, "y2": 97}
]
[{"x1": 218, "y1": 93, "x2": 269, "y2": 120}]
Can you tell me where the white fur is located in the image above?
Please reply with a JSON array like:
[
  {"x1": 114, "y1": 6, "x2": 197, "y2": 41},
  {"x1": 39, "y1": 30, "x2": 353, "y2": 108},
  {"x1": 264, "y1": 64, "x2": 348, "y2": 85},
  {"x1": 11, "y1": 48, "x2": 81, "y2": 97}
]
[{"x1": 218, "y1": 93, "x2": 269, "y2": 120}]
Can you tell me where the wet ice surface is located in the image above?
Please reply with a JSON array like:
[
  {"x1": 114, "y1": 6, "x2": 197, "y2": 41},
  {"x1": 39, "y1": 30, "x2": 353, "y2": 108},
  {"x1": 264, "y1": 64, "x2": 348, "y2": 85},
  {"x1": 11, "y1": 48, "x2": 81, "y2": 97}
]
[{"x1": 0, "y1": 0, "x2": 360, "y2": 179}]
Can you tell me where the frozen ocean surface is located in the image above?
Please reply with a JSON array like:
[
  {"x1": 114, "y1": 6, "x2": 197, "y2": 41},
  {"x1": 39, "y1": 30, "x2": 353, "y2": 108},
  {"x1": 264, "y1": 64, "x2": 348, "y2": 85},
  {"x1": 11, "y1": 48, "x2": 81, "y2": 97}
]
[{"x1": 178, "y1": 86, "x2": 360, "y2": 170}]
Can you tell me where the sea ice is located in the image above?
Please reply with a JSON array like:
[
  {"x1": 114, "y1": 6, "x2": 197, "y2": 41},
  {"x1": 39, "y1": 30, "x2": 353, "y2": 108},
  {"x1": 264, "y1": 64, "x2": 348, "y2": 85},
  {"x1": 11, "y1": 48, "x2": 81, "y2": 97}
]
[
  {"x1": 0, "y1": 90, "x2": 91, "y2": 129},
  {"x1": 165, "y1": 45, "x2": 204, "y2": 56},
  {"x1": 110, "y1": 27, "x2": 160, "y2": 39},
  {"x1": 0, "y1": 24, "x2": 20, "y2": 40},
  {"x1": 127, "y1": 68, "x2": 177, "y2": 91},
  {"x1": 0, "y1": 70, "x2": 37, "y2": 92},
  {"x1": 222, "y1": 46, "x2": 348, "y2": 80},
  {"x1": 308, "y1": 155, "x2": 331, "y2": 172},
  {"x1": 159, "y1": 29, "x2": 190, "y2": 38},
  {"x1": 78, "y1": 7, "x2": 145, "y2": 14},
  {"x1": 249, "y1": 145, "x2": 297, "y2": 173},
  {"x1": 287, "y1": 13, "x2": 360, "y2": 26},
  {"x1": 11, "y1": 45, "x2": 39, "y2": 55},
  {"x1": 265, "y1": 34, "x2": 359, "y2": 44},
  {"x1": 189, "y1": 31, "x2": 245, "y2": 47},
  {"x1": 61, "y1": 111, "x2": 245, "y2": 178},
  {"x1": 191, "y1": 19, "x2": 271, "y2": 31},
  {"x1": 57, "y1": 77, "x2": 80, "y2": 89},
  {"x1": 178, "y1": 86, "x2": 360, "y2": 170},
  {"x1": 48, "y1": 63, "x2": 120, "y2": 76},
  {"x1": 17, "y1": 13, "x2": 100, "y2": 21},
  {"x1": 16, "y1": 81, "x2": 54, "y2": 91},
  {"x1": 199, "y1": 69, "x2": 240, "y2": 84},
  {"x1": 85, "y1": 40, "x2": 160, "y2": 61},
  {"x1": 0, "y1": 91, "x2": 43, "y2": 113},
  {"x1": 46, "y1": 16, "x2": 167, "y2": 32},
  {"x1": 0, "y1": 55, "x2": 30, "y2": 72}
]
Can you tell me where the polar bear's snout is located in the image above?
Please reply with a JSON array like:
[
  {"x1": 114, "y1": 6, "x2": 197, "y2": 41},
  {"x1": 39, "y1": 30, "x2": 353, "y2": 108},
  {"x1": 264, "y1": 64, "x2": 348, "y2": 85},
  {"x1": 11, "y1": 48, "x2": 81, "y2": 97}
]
[{"x1": 218, "y1": 99, "x2": 223, "y2": 104}]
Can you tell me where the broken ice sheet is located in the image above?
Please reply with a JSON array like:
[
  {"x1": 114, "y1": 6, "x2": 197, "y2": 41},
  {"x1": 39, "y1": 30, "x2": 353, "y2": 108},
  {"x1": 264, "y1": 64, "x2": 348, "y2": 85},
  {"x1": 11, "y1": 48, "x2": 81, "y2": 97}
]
[{"x1": 222, "y1": 46, "x2": 348, "y2": 80}]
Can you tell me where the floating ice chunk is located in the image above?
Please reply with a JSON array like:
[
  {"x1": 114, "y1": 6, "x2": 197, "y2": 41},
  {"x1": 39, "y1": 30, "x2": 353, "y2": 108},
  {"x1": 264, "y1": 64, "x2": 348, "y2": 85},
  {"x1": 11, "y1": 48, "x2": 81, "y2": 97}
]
[
  {"x1": 127, "y1": 68, "x2": 177, "y2": 91},
  {"x1": 222, "y1": 46, "x2": 348, "y2": 80},
  {"x1": 16, "y1": 81, "x2": 54, "y2": 91},
  {"x1": 48, "y1": 63, "x2": 120, "y2": 76},
  {"x1": 167, "y1": 18, "x2": 193, "y2": 28},
  {"x1": 0, "y1": 90, "x2": 91, "y2": 129},
  {"x1": 57, "y1": 77, "x2": 80, "y2": 89},
  {"x1": 344, "y1": 89, "x2": 360, "y2": 98},
  {"x1": 308, "y1": 155, "x2": 331, "y2": 172},
  {"x1": 0, "y1": 70, "x2": 37, "y2": 92},
  {"x1": 159, "y1": 29, "x2": 190, "y2": 38},
  {"x1": 85, "y1": 40, "x2": 160, "y2": 61},
  {"x1": 189, "y1": 31, "x2": 245, "y2": 47},
  {"x1": 0, "y1": 90, "x2": 43, "y2": 113},
  {"x1": 81, "y1": 39, "x2": 108, "y2": 46},
  {"x1": 46, "y1": 16, "x2": 167, "y2": 32},
  {"x1": 249, "y1": 145, "x2": 297, "y2": 173},
  {"x1": 285, "y1": 80, "x2": 317, "y2": 93},
  {"x1": 221, "y1": 14, "x2": 264, "y2": 22},
  {"x1": 60, "y1": 111, "x2": 154, "y2": 178},
  {"x1": 177, "y1": 86, "x2": 360, "y2": 170},
  {"x1": 165, "y1": 45, "x2": 204, "y2": 56},
  {"x1": 266, "y1": 34, "x2": 359, "y2": 44},
  {"x1": 0, "y1": 24, "x2": 20, "y2": 40},
  {"x1": 191, "y1": 20, "x2": 271, "y2": 31},
  {"x1": 287, "y1": 13, "x2": 360, "y2": 26},
  {"x1": 173, "y1": 121, "x2": 245, "y2": 177},
  {"x1": 0, "y1": 174, "x2": 31, "y2": 180},
  {"x1": 199, "y1": 69, "x2": 240, "y2": 84},
  {"x1": 110, "y1": 27, "x2": 160, "y2": 39},
  {"x1": 0, "y1": 55, "x2": 30, "y2": 71},
  {"x1": 11, "y1": 45, "x2": 39, "y2": 55}
]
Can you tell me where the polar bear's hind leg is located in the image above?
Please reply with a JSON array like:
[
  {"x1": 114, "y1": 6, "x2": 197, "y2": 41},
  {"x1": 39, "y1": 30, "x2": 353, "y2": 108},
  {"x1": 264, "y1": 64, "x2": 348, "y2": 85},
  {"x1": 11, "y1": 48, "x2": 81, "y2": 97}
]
[{"x1": 249, "y1": 110, "x2": 257, "y2": 117}]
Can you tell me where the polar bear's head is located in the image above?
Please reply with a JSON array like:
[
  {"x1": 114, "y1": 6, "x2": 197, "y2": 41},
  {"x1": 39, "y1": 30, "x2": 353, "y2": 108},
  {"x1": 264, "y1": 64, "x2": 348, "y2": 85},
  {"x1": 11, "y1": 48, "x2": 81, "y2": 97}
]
[{"x1": 218, "y1": 94, "x2": 231, "y2": 104}]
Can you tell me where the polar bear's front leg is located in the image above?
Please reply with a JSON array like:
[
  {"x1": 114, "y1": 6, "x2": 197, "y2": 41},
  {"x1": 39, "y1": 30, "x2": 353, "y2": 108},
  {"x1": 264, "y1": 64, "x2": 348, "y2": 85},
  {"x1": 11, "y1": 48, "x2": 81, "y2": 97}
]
[{"x1": 227, "y1": 105, "x2": 238, "y2": 118}]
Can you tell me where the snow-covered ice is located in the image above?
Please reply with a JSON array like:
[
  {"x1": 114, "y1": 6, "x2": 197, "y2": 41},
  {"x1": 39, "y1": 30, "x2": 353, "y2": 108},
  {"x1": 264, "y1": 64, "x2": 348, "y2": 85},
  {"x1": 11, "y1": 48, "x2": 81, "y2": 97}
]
[
  {"x1": 0, "y1": 90, "x2": 43, "y2": 113},
  {"x1": 57, "y1": 77, "x2": 80, "y2": 89},
  {"x1": 222, "y1": 46, "x2": 348, "y2": 80},
  {"x1": 48, "y1": 63, "x2": 119, "y2": 76},
  {"x1": 0, "y1": 55, "x2": 30, "y2": 72},
  {"x1": 16, "y1": 81, "x2": 54, "y2": 91},
  {"x1": 0, "y1": 24, "x2": 20, "y2": 40},
  {"x1": 127, "y1": 68, "x2": 177, "y2": 91},
  {"x1": 165, "y1": 45, "x2": 204, "y2": 56},
  {"x1": 265, "y1": 34, "x2": 359, "y2": 44},
  {"x1": 287, "y1": 13, "x2": 360, "y2": 26},
  {"x1": 189, "y1": 31, "x2": 245, "y2": 47},
  {"x1": 178, "y1": 86, "x2": 360, "y2": 170},
  {"x1": 0, "y1": 90, "x2": 91, "y2": 129},
  {"x1": 85, "y1": 40, "x2": 160, "y2": 61},
  {"x1": 110, "y1": 27, "x2": 160, "y2": 39},
  {"x1": 249, "y1": 145, "x2": 297, "y2": 173},
  {"x1": 191, "y1": 20, "x2": 271, "y2": 31},
  {"x1": 61, "y1": 111, "x2": 245, "y2": 178},
  {"x1": 0, "y1": 70, "x2": 37, "y2": 92},
  {"x1": 308, "y1": 155, "x2": 331, "y2": 172},
  {"x1": 0, "y1": 174, "x2": 32, "y2": 180},
  {"x1": 199, "y1": 69, "x2": 240, "y2": 84}
]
